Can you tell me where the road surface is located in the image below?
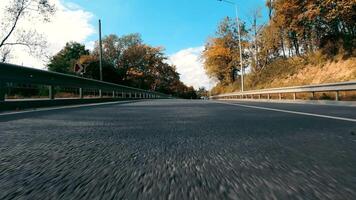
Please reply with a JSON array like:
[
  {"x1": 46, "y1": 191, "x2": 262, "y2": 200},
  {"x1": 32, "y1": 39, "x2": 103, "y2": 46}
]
[{"x1": 1, "y1": 100, "x2": 356, "y2": 199}]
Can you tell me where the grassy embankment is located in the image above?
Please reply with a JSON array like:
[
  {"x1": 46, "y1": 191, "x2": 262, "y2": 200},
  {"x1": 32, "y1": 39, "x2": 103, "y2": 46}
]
[{"x1": 211, "y1": 52, "x2": 356, "y2": 100}]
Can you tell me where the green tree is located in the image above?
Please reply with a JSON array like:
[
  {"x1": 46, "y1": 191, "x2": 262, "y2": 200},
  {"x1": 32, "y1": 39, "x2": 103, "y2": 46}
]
[
  {"x1": 47, "y1": 42, "x2": 89, "y2": 73},
  {"x1": 196, "y1": 87, "x2": 208, "y2": 98}
]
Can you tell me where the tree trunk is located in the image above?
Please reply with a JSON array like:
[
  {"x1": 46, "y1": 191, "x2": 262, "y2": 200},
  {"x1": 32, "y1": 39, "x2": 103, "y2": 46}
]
[{"x1": 280, "y1": 29, "x2": 286, "y2": 58}]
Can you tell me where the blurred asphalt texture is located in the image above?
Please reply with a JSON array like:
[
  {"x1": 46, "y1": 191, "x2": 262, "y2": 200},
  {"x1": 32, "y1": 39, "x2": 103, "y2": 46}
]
[{"x1": 0, "y1": 99, "x2": 356, "y2": 199}]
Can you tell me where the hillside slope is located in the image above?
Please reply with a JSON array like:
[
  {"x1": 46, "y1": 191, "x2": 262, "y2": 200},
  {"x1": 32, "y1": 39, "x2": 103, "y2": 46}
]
[
  {"x1": 255, "y1": 57, "x2": 356, "y2": 89},
  {"x1": 211, "y1": 56, "x2": 356, "y2": 95}
]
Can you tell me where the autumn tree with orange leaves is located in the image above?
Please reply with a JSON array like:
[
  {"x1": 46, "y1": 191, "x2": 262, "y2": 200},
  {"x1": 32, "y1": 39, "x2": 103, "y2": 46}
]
[
  {"x1": 202, "y1": 17, "x2": 249, "y2": 85},
  {"x1": 204, "y1": 0, "x2": 355, "y2": 89}
]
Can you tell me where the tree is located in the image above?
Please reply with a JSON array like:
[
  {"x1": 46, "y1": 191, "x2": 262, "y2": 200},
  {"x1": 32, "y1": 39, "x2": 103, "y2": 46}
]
[
  {"x1": 93, "y1": 33, "x2": 142, "y2": 65},
  {"x1": 207, "y1": 0, "x2": 355, "y2": 95},
  {"x1": 77, "y1": 55, "x2": 122, "y2": 84},
  {"x1": 202, "y1": 17, "x2": 249, "y2": 85},
  {"x1": 266, "y1": 0, "x2": 274, "y2": 20},
  {"x1": 92, "y1": 34, "x2": 143, "y2": 82},
  {"x1": 47, "y1": 42, "x2": 89, "y2": 73},
  {"x1": 248, "y1": 7, "x2": 263, "y2": 72},
  {"x1": 196, "y1": 87, "x2": 208, "y2": 98},
  {"x1": 263, "y1": 0, "x2": 356, "y2": 57},
  {"x1": 78, "y1": 33, "x2": 194, "y2": 98},
  {"x1": 0, "y1": 0, "x2": 55, "y2": 62},
  {"x1": 91, "y1": 33, "x2": 190, "y2": 94}
]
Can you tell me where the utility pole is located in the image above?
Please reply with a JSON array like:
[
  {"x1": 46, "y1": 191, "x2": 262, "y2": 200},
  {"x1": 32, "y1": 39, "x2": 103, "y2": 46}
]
[
  {"x1": 217, "y1": 0, "x2": 244, "y2": 92},
  {"x1": 253, "y1": 11, "x2": 258, "y2": 70},
  {"x1": 235, "y1": 5, "x2": 244, "y2": 92},
  {"x1": 99, "y1": 19, "x2": 103, "y2": 82},
  {"x1": 98, "y1": 19, "x2": 103, "y2": 98}
]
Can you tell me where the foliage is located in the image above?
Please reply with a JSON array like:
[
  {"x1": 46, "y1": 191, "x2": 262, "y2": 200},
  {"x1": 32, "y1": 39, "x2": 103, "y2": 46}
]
[
  {"x1": 258, "y1": 0, "x2": 355, "y2": 64},
  {"x1": 0, "y1": 0, "x2": 55, "y2": 62},
  {"x1": 196, "y1": 87, "x2": 209, "y2": 98},
  {"x1": 48, "y1": 34, "x2": 198, "y2": 99},
  {"x1": 207, "y1": 0, "x2": 356, "y2": 94},
  {"x1": 202, "y1": 17, "x2": 249, "y2": 85},
  {"x1": 47, "y1": 42, "x2": 89, "y2": 73}
]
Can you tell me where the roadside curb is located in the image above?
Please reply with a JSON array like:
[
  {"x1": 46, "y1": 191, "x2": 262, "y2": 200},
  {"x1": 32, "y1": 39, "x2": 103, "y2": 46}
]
[{"x1": 217, "y1": 99, "x2": 356, "y2": 107}]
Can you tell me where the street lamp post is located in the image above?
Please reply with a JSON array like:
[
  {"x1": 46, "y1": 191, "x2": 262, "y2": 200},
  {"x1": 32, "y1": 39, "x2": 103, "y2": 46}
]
[
  {"x1": 99, "y1": 19, "x2": 103, "y2": 82},
  {"x1": 217, "y1": 0, "x2": 244, "y2": 92},
  {"x1": 98, "y1": 19, "x2": 103, "y2": 98}
]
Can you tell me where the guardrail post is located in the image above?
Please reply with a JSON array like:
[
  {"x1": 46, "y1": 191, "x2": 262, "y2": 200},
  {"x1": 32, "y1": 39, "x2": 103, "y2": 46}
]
[
  {"x1": 258, "y1": 94, "x2": 261, "y2": 99},
  {"x1": 293, "y1": 93, "x2": 296, "y2": 100},
  {"x1": 49, "y1": 85, "x2": 55, "y2": 100},
  {"x1": 112, "y1": 91, "x2": 115, "y2": 98},
  {"x1": 99, "y1": 89, "x2": 102, "y2": 98},
  {"x1": 279, "y1": 93, "x2": 282, "y2": 100},
  {"x1": 0, "y1": 81, "x2": 5, "y2": 102},
  {"x1": 311, "y1": 92, "x2": 315, "y2": 100},
  {"x1": 79, "y1": 88, "x2": 83, "y2": 99},
  {"x1": 335, "y1": 91, "x2": 339, "y2": 101},
  {"x1": 267, "y1": 94, "x2": 270, "y2": 100}
]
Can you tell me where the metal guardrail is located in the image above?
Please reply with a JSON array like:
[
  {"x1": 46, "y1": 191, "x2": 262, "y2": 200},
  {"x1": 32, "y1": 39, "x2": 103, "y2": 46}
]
[
  {"x1": 0, "y1": 62, "x2": 171, "y2": 102},
  {"x1": 210, "y1": 81, "x2": 356, "y2": 101}
]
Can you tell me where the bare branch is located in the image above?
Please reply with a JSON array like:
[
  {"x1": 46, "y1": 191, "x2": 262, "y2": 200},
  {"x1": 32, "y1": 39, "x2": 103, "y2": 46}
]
[
  {"x1": 0, "y1": 47, "x2": 12, "y2": 62},
  {"x1": 0, "y1": 0, "x2": 55, "y2": 62},
  {"x1": 0, "y1": 0, "x2": 26, "y2": 48}
]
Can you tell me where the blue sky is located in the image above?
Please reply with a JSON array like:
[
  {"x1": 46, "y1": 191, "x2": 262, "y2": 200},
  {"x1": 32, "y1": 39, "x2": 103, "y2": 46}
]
[
  {"x1": 68, "y1": 0, "x2": 268, "y2": 54},
  {"x1": 1, "y1": 0, "x2": 269, "y2": 90}
]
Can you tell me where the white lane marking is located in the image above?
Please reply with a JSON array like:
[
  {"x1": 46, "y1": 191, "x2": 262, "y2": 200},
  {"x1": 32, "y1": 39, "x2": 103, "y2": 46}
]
[
  {"x1": 0, "y1": 101, "x2": 135, "y2": 117},
  {"x1": 213, "y1": 101, "x2": 356, "y2": 123}
]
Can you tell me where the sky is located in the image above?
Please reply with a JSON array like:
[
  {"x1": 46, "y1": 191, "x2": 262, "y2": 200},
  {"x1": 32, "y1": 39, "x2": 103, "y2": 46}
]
[{"x1": 1, "y1": 0, "x2": 268, "y2": 90}]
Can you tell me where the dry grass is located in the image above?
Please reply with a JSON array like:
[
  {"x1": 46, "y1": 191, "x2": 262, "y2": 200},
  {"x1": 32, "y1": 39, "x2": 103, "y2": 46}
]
[
  {"x1": 268, "y1": 57, "x2": 356, "y2": 88},
  {"x1": 212, "y1": 53, "x2": 356, "y2": 100}
]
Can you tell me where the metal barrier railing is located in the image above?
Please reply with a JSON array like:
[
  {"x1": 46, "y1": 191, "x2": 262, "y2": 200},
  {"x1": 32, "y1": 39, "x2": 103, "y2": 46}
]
[
  {"x1": 210, "y1": 81, "x2": 356, "y2": 101},
  {"x1": 0, "y1": 62, "x2": 171, "y2": 101}
]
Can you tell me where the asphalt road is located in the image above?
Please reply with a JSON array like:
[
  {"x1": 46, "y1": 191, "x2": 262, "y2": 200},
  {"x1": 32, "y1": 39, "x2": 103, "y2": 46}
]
[{"x1": 0, "y1": 99, "x2": 356, "y2": 200}]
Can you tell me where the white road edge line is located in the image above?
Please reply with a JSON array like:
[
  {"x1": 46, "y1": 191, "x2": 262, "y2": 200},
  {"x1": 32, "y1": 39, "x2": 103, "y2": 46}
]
[
  {"x1": 0, "y1": 101, "x2": 134, "y2": 117},
  {"x1": 213, "y1": 101, "x2": 356, "y2": 123}
]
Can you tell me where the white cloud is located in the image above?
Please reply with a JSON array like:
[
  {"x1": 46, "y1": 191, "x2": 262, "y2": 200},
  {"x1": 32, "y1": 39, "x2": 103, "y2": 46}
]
[
  {"x1": 169, "y1": 47, "x2": 216, "y2": 90},
  {"x1": 85, "y1": 40, "x2": 96, "y2": 51},
  {"x1": 0, "y1": 0, "x2": 95, "y2": 69}
]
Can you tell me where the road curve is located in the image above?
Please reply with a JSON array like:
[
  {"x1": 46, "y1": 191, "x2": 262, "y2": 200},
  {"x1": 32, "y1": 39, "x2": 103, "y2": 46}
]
[{"x1": 1, "y1": 99, "x2": 356, "y2": 199}]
